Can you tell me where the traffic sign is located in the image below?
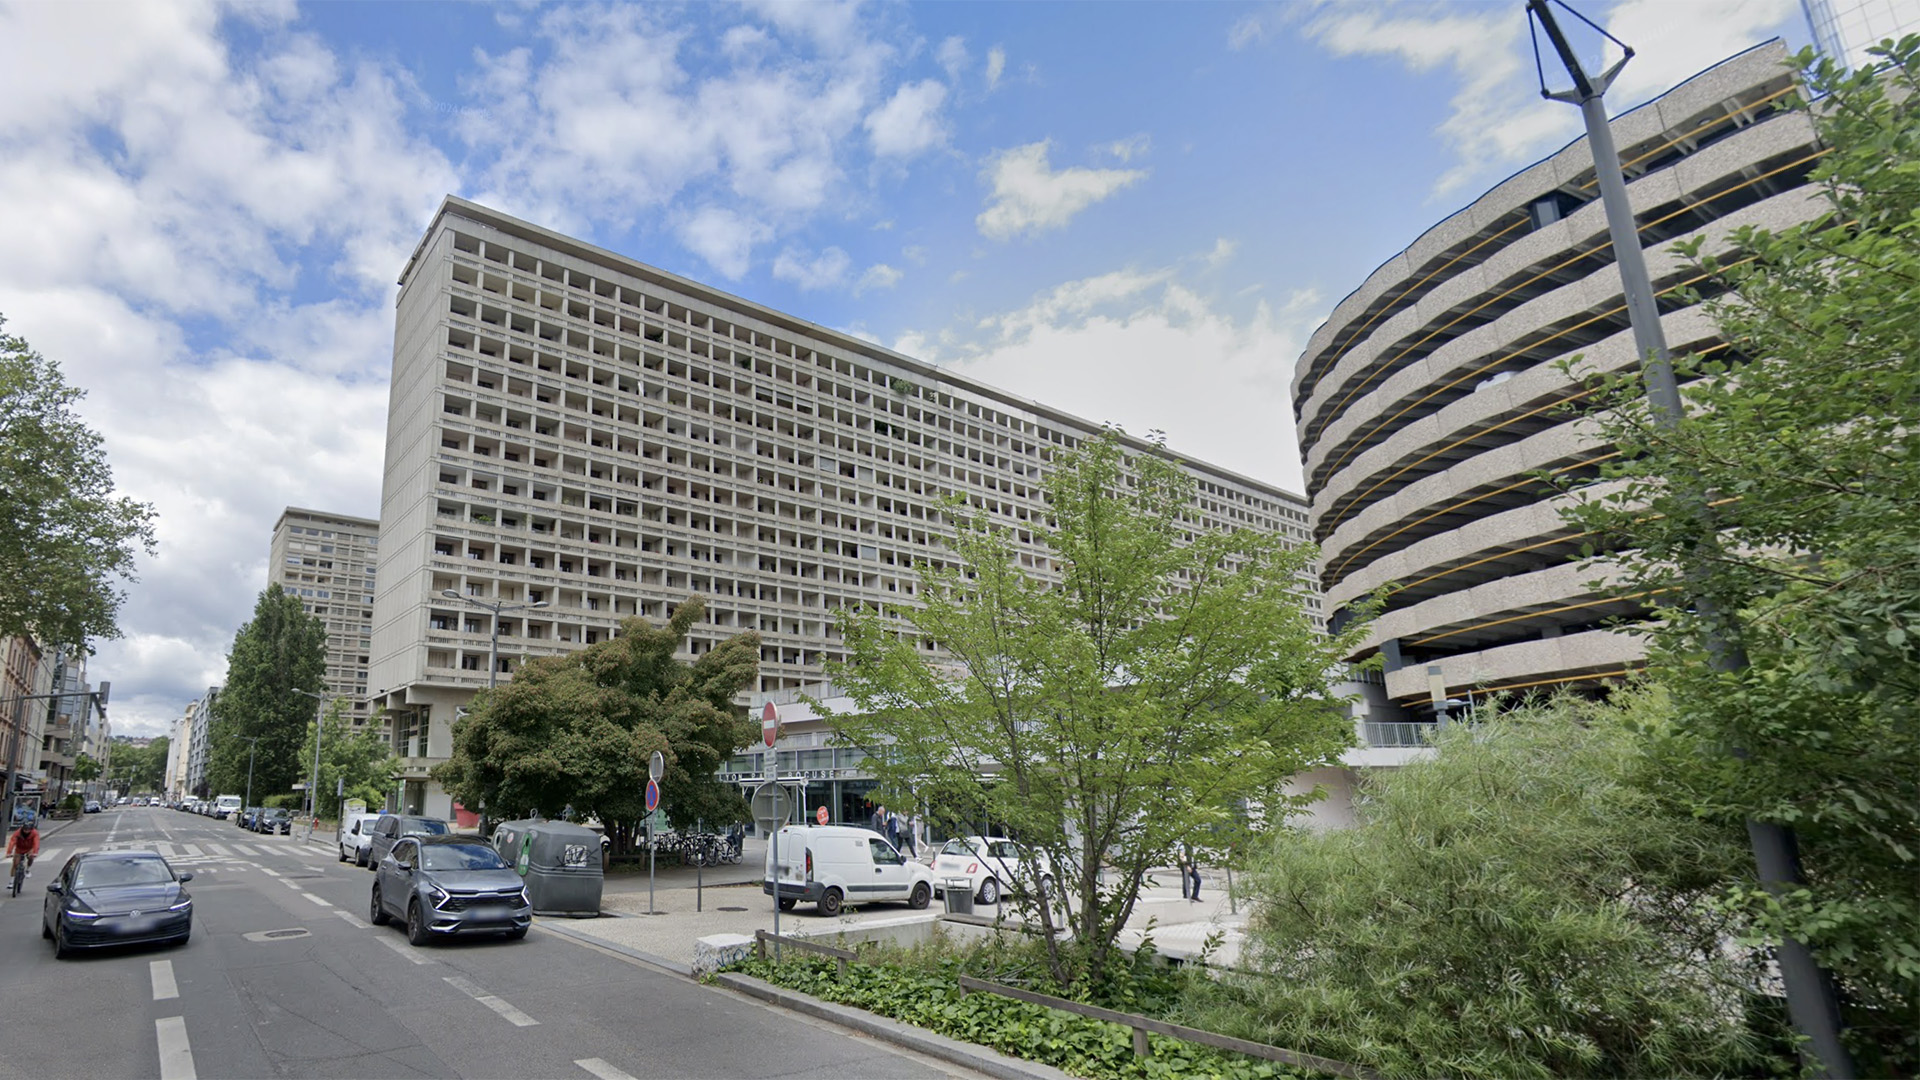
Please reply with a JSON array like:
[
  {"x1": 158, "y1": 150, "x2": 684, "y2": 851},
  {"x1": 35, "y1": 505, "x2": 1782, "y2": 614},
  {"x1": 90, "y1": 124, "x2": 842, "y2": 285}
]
[
  {"x1": 649, "y1": 750, "x2": 665, "y2": 782},
  {"x1": 815, "y1": 805, "x2": 829, "y2": 825},
  {"x1": 645, "y1": 779, "x2": 660, "y2": 813},
  {"x1": 761, "y1": 702, "x2": 779, "y2": 748},
  {"x1": 750, "y1": 780, "x2": 792, "y2": 830}
]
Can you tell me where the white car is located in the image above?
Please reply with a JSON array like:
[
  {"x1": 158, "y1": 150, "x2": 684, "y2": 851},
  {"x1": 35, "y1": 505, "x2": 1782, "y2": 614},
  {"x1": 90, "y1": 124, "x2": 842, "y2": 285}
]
[
  {"x1": 932, "y1": 836, "x2": 1054, "y2": 906},
  {"x1": 764, "y1": 824, "x2": 934, "y2": 917},
  {"x1": 337, "y1": 812, "x2": 384, "y2": 867}
]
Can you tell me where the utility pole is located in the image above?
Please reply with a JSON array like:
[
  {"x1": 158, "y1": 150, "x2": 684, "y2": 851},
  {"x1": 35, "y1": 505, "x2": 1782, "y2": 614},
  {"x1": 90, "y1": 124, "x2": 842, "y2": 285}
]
[
  {"x1": 292, "y1": 689, "x2": 327, "y2": 822},
  {"x1": 1524, "y1": 3, "x2": 1855, "y2": 1075}
]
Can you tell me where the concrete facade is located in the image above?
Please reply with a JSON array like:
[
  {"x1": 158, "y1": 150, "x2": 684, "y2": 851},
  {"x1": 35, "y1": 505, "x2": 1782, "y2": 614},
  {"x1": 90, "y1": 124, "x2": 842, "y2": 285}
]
[
  {"x1": 1294, "y1": 42, "x2": 1825, "y2": 726},
  {"x1": 269, "y1": 507, "x2": 381, "y2": 729},
  {"x1": 374, "y1": 197, "x2": 1314, "y2": 820}
]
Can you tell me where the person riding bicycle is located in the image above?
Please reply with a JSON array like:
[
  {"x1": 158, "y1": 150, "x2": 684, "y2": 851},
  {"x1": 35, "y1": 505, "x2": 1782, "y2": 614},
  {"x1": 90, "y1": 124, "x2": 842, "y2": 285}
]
[{"x1": 7, "y1": 819, "x2": 41, "y2": 891}]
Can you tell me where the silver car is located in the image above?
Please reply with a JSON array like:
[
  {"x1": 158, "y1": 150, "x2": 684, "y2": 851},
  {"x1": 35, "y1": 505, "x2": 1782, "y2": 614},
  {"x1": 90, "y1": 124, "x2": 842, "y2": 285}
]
[{"x1": 369, "y1": 835, "x2": 531, "y2": 946}]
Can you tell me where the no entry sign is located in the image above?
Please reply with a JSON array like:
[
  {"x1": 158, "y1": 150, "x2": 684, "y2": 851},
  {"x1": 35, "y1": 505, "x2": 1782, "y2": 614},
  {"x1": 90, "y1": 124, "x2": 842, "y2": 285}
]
[{"x1": 761, "y1": 701, "x2": 779, "y2": 749}]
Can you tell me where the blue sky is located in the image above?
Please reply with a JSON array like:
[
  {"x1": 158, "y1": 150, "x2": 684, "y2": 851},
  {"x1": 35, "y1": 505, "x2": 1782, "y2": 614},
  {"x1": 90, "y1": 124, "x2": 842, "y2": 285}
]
[{"x1": 0, "y1": 0, "x2": 1830, "y2": 734}]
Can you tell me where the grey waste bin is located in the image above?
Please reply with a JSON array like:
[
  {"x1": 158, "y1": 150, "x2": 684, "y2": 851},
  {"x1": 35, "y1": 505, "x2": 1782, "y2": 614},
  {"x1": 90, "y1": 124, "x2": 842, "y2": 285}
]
[
  {"x1": 493, "y1": 819, "x2": 603, "y2": 918},
  {"x1": 943, "y1": 878, "x2": 974, "y2": 915}
]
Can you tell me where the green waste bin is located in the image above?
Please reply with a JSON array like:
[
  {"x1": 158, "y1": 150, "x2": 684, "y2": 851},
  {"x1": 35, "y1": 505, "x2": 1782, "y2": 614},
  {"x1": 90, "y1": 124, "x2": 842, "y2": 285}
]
[{"x1": 492, "y1": 819, "x2": 603, "y2": 917}]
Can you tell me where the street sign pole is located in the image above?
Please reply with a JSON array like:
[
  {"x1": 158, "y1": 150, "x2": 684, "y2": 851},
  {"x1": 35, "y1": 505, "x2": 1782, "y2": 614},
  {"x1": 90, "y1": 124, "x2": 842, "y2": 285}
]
[
  {"x1": 759, "y1": 703, "x2": 781, "y2": 956},
  {"x1": 646, "y1": 751, "x2": 664, "y2": 916}
]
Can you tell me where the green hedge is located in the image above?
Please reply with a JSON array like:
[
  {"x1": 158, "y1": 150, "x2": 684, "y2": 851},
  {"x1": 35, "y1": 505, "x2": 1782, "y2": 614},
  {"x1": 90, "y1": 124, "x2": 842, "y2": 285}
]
[{"x1": 727, "y1": 954, "x2": 1312, "y2": 1080}]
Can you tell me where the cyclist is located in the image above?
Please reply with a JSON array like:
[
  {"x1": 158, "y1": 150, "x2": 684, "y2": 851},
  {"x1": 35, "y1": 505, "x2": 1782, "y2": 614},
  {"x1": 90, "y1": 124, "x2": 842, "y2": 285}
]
[{"x1": 7, "y1": 818, "x2": 41, "y2": 897}]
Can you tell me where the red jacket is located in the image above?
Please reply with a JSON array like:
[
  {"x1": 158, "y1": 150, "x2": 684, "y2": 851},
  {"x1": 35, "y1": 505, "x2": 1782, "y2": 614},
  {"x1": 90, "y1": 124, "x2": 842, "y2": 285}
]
[{"x1": 6, "y1": 827, "x2": 40, "y2": 857}]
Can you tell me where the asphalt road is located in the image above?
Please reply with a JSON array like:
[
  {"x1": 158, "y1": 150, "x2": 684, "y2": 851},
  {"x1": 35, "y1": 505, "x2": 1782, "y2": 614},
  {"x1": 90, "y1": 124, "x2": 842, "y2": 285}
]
[{"x1": 0, "y1": 807, "x2": 985, "y2": 1080}]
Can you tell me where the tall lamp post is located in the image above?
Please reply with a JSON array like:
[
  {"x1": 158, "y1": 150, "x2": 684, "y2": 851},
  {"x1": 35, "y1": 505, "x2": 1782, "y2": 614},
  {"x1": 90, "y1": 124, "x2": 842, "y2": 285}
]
[
  {"x1": 291, "y1": 688, "x2": 326, "y2": 824},
  {"x1": 236, "y1": 736, "x2": 260, "y2": 818},
  {"x1": 441, "y1": 591, "x2": 548, "y2": 690},
  {"x1": 1525, "y1": 3, "x2": 1854, "y2": 1075}
]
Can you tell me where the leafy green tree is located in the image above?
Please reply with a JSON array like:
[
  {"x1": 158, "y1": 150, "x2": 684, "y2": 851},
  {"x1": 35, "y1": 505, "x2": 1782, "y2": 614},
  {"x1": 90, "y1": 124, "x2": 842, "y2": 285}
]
[
  {"x1": 1195, "y1": 694, "x2": 1774, "y2": 1080},
  {"x1": 109, "y1": 737, "x2": 168, "y2": 794},
  {"x1": 71, "y1": 752, "x2": 100, "y2": 786},
  {"x1": 299, "y1": 700, "x2": 398, "y2": 819},
  {"x1": 1562, "y1": 41, "x2": 1920, "y2": 1071},
  {"x1": 829, "y1": 430, "x2": 1369, "y2": 990},
  {"x1": 434, "y1": 600, "x2": 758, "y2": 848},
  {"x1": 0, "y1": 316, "x2": 157, "y2": 646},
  {"x1": 208, "y1": 584, "x2": 326, "y2": 801}
]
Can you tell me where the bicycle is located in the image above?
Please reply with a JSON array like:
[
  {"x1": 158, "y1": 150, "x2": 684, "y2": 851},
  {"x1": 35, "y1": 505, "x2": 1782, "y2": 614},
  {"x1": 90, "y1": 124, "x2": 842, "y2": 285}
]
[{"x1": 9, "y1": 853, "x2": 31, "y2": 898}]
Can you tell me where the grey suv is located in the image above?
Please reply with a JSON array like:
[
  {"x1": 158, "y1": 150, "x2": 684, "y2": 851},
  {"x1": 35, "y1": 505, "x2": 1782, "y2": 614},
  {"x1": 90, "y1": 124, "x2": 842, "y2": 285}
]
[
  {"x1": 369, "y1": 835, "x2": 531, "y2": 945},
  {"x1": 364, "y1": 814, "x2": 451, "y2": 870}
]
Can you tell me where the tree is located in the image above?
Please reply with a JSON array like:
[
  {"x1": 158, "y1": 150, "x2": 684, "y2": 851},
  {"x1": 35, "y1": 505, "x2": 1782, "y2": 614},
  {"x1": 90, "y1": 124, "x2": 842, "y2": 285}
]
[
  {"x1": 71, "y1": 752, "x2": 100, "y2": 786},
  {"x1": 0, "y1": 315, "x2": 157, "y2": 646},
  {"x1": 299, "y1": 701, "x2": 398, "y2": 819},
  {"x1": 434, "y1": 600, "x2": 758, "y2": 848},
  {"x1": 109, "y1": 737, "x2": 168, "y2": 794},
  {"x1": 1198, "y1": 694, "x2": 1776, "y2": 1080},
  {"x1": 1562, "y1": 41, "x2": 1920, "y2": 1072},
  {"x1": 207, "y1": 584, "x2": 326, "y2": 802},
  {"x1": 828, "y1": 430, "x2": 1369, "y2": 989}
]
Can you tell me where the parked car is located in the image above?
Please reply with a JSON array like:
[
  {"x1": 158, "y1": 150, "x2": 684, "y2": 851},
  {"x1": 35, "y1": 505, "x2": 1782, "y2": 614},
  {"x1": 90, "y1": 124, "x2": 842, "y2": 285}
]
[
  {"x1": 42, "y1": 850, "x2": 193, "y2": 958},
  {"x1": 369, "y1": 835, "x2": 531, "y2": 945},
  {"x1": 764, "y1": 824, "x2": 933, "y2": 917},
  {"x1": 932, "y1": 835, "x2": 1055, "y2": 906},
  {"x1": 235, "y1": 807, "x2": 262, "y2": 830},
  {"x1": 366, "y1": 815, "x2": 452, "y2": 870},
  {"x1": 337, "y1": 812, "x2": 384, "y2": 866},
  {"x1": 254, "y1": 808, "x2": 292, "y2": 835},
  {"x1": 213, "y1": 795, "x2": 242, "y2": 819},
  {"x1": 83, "y1": 800, "x2": 102, "y2": 814}
]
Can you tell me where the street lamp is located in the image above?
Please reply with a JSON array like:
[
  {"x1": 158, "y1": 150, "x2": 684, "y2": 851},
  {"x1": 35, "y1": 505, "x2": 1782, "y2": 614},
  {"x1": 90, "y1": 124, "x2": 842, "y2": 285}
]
[
  {"x1": 236, "y1": 736, "x2": 260, "y2": 817},
  {"x1": 440, "y1": 590, "x2": 549, "y2": 690},
  {"x1": 291, "y1": 688, "x2": 326, "y2": 823}
]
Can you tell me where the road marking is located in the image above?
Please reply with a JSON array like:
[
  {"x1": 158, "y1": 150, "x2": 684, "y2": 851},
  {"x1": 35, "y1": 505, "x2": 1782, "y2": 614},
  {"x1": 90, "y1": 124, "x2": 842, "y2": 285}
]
[
  {"x1": 155, "y1": 1017, "x2": 196, "y2": 1080},
  {"x1": 373, "y1": 934, "x2": 431, "y2": 965},
  {"x1": 153, "y1": 842, "x2": 177, "y2": 858},
  {"x1": 150, "y1": 959, "x2": 179, "y2": 1001},
  {"x1": 575, "y1": 1059, "x2": 639, "y2": 1080},
  {"x1": 444, "y1": 976, "x2": 539, "y2": 1027},
  {"x1": 230, "y1": 843, "x2": 257, "y2": 856},
  {"x1": 182, "y1": 844, "x2": 202, "y2": 858},
  {"x1": 260, "y1": 868, "x2": 280, "y2": 877},
  {"x1": 203, "y1": 843, "x2": 229, "y2": 857},
  {"x1": 301, "y1": 892, "x2": 333, "y2": 908},
  {"x1": 334, "y1": 910, "x2": 371, "y2": 929}
]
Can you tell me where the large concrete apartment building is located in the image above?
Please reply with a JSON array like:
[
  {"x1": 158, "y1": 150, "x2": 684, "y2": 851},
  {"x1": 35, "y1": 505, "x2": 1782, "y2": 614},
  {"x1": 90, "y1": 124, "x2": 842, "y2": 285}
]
[
  {"x1": 372, "y1": 197, "x2": 1313, "y2": 819},
  {"x1": 1293, "y1": 42, "x2": 1823, "y2": 730},
  {"x1": 270, "y1": 507, "x2": 380, "y2": 729}
]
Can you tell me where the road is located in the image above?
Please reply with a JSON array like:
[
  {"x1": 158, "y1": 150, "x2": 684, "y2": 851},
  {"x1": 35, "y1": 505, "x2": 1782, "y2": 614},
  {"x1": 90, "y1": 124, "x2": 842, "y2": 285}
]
[{"x1": 0, "y1": 807, "x2": 985, "y2": 1080}]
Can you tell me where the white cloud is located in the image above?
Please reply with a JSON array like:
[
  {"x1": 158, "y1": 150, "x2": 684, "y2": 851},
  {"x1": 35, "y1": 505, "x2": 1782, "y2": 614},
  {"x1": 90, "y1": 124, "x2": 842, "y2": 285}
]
[
  {"x1": 937, "y1": 36, "x2": 969, "y2": 82},
  {"x1": 1228, "y1": 13, "x2": 1268, "y2": 50},
  {"x1": 865, "y1": 79, "x2": 949, "y2": 158},
  {"x1": 677, "y1": 206, "x2": 770, "y2": 279},
  {"x1": 772, "y1": 245, "x2": 853, "y2": 290},
  {"x1": 916, "y1": 262, "x2": 1321, "y2": 490},
  {"x1": 976, "y1": 141, "x2": 1146, "y2": 240},
  {"x1": 986, "y1": 45, "x2": 1006, "y2": 89},
  {"x1": 855, "y1": 263, "x2": 904, "y2": 295},
  {"x1": 1205, "y1": 238, "x2": 1238, "y2": 267},
  {"x1": 1603, "y1": 0, "x2": 1800, "y2": 101},
  {"x1": 1102, "y1": 134, "x2": 1151, "y2": 163}
]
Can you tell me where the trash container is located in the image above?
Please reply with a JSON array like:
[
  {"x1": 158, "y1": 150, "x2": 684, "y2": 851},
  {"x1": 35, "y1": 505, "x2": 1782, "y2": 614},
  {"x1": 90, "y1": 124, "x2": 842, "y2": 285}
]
[
  {"x1": 943, "y1": 877, "x2": 974, "y2": 915},
  {"x1": 494, "y1": 818, "x2": 603, "y2": 917}
]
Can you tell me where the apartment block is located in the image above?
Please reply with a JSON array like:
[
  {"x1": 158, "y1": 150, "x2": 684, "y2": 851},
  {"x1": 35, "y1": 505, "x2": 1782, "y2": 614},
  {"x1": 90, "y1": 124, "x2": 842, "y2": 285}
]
[
  {"x1": 270, "y1": 507, "x2": 380, "y2": 728},
  {"x1": 1293, "y1": 42, "x2": 1822, "y2": 732},
  {"x1": 373, "y1": 196, "x2": 1312, "y2": 818}
]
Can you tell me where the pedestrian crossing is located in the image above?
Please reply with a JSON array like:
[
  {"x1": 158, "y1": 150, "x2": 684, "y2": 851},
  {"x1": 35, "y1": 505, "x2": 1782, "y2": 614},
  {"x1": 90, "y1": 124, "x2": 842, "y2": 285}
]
[{"x1": 32, "y1": 837, "x2": 335, "y2": 876}]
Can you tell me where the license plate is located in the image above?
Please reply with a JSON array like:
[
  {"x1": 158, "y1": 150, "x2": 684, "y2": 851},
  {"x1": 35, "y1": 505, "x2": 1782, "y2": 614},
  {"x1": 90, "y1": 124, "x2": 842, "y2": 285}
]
[{"x1": 466, "y1": 905, "x2": 509, "y2": 922}]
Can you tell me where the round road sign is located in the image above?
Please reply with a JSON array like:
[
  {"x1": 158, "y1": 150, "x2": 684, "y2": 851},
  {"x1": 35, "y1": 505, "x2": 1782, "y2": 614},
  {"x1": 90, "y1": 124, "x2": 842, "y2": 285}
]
[
  {"x1": 645, "y1": 779, "x2": 660, "y2": 813},
  {"x1": 751, "y1": 781, "x2": 792, "y2": 829},
  {"x1": 815, "y1": 805, "x2": 829, "y2": 825},
  {"x1": 648, "y1": 750, "x2": 664, "y2": 782},
  {"x1": 761, "y1": 701, "x2": 779, "y2": 748}
]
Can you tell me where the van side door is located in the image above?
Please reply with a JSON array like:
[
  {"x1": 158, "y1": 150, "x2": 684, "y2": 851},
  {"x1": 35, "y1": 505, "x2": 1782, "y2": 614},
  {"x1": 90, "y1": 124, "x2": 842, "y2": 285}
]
[{"x1": 866, "y1": 837, "x2": 910, "y2": 899}]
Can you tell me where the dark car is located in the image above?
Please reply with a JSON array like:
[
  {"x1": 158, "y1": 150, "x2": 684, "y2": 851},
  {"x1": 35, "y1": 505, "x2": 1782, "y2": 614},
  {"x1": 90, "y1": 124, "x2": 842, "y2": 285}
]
[
  {"x1": 365, "y1": 814, "x2": 451, "y2": 870},
  {"x1": 236, "y1": 807, "x2": 262, "y2": 830},
  {"x1": 254, "y1": 808, "x2": 292, "y2": 835},
  {"x1": 369, "y1": 835, "x2": 531, "y2": 946},
  {"x1": 43, "y1": 851, "x2": 193, "y2": 958}
]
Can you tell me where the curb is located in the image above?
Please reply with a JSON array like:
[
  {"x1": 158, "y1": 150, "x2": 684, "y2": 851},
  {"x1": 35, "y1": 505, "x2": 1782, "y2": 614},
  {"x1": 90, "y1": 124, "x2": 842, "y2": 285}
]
[
  {"x1": 535, "y1": 919, "x2": 692, "y2": 977},
  {"x1": 714, "y1": 971, "x2": 1074, "y2": 1080}
]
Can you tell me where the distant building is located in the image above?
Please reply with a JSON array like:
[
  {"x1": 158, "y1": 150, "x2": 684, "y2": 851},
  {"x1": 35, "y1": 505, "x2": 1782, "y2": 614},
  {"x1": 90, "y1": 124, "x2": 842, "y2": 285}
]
[
  {"x1": 269, "y1": 507, "x2": 381, "y2": 729},
  {"x1": 184, "y1": 687, "x2": 218, "y2": 799},
  {"x1": 1803, "y1": 0, "x2": 1920, "y2": 69}
]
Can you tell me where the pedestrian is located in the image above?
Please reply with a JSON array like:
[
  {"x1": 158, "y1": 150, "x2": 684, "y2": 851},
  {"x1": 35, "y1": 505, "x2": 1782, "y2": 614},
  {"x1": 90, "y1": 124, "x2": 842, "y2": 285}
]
[
  {"x1": 886, "y1": 812, "x2": 901, "y2": 849},
  {"x1": 1178, "y1": 856, "x2": 1191, "y2": 900},
  {"x1": 1188, "y1": 860, "x2": 1202, "y2": 903}
]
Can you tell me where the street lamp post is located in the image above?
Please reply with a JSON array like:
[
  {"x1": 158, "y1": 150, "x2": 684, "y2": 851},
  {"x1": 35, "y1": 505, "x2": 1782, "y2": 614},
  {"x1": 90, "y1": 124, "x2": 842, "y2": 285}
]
[
  {"x1": 237, "y1": 736, "x2": 260, "y2": 817},
  {"x1": 291, "y1": 688, "x2": 326, "y2": 823},
  {"x1": 440, "y1": 590, "x2": 549, "y2": 690}
]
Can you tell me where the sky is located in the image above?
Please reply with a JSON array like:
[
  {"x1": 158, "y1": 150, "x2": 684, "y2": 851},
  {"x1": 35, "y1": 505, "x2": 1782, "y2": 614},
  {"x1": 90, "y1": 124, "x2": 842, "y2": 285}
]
[{"x1": 0, "y1": 0, "x2": 1838, "y2": 735}]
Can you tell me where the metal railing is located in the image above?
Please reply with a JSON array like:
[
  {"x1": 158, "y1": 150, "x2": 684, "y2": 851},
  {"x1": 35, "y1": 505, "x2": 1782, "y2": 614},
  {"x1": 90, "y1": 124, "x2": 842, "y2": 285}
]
[{"x1": 1360, "y1": 721, "x2": 1438, "y2": 748}]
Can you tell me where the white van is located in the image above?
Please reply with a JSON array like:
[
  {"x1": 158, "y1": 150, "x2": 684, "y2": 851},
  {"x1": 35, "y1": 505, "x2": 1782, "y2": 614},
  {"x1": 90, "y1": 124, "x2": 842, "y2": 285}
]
[
  {"x1": 763, "y1": 824, "x2": 934, "y2": 917},
  {"x1": 214, "y1": 794, "x2": 243, "y2": 819},
  {"x1": 336, "y1": 812, "x2": 384, "y2": 866}
]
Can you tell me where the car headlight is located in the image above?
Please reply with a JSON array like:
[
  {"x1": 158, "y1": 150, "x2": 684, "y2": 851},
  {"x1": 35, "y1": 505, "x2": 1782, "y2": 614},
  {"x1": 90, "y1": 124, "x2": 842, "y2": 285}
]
[
  {"x1": 66, "y1": 900, "x2": 100, "y2": 920},
  {"x1": 167, "y1": 897, "x2": 192, "y2": 912},
  {"x1": 427, "y1": 884, "x2": 451, "y2": 909},
  {"x1": 518, "y1": 886, "x2": 531, "y2": 907}
]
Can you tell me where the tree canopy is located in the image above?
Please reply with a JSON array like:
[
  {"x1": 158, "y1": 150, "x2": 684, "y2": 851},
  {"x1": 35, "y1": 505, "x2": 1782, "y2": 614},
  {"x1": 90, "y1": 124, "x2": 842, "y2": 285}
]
[
  {"x1": 0, "y1": 315, "x2": 157, "y2": 647},
  {"x1": 109, "y1": 736, "x2": 169, "y2": 795},
  {"x1": 207, "y1": 584, "x2": 327, "y2": 802},
  {"x1": 1563, "y1": 42, "x2": 1920, "y2": 1072},
  {"x1": 433, "y1": 599, "x2": 758, "y2": 845},
  {"x1": 828, "y1": 430, "x2": 1370, "y2": 988},
  {"x1": 299, "y1": 700, "x2": 398, "y2": 818}
]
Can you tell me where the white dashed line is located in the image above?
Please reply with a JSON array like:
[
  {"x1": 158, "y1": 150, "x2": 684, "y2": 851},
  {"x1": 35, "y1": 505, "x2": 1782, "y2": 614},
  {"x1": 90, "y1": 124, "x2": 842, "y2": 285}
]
[
  {"x1": 444, "y1": 976, "x2": 539, "y2": 1027},
  {"x1": 150, "y1": 960, "x2": 179, "y2": 1001},
  {"x1": 374, "y1": 934, "x2": 431, "y2": 965},
  {"x1": 259, "y1": 868, "x2": 280, "y2": 877},
  {"x1": 202, "y1": 844, "x2": 229, "y2": 857},
  {"x1": 301, "y1": 892, "x2": 333, "y2": 908},
  {"x1": 575, "y1": 1059, "x2": 639, "y2": 1080},
  {"x1": 333, "y1": 910, "x2": 371, "y2": 929},
  {"x1": 155, "y1": 1017, "x2": 196, "y2": 1080}
]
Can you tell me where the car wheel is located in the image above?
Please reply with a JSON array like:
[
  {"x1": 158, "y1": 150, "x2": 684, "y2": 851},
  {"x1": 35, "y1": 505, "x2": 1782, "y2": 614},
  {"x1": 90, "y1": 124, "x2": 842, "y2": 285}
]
[
  {"x1": 777, "y1": 897, "x2": 797, "y2": 911},
  {"x1": 908, "y1": 882, "x2": 931, "y2": 910},
  {"x1": 338, "y1": 847, "x2": 348, "y2": 863},
  {"x1": 52, "y1": 919, "x2": 73, "y2": 959},
  {"x1": 818, "y1": 888, "x2": 843, "y2": 918},
  {"x1": 42, "y1": 915, "x2": 52, "y2": 940},
  {"x1": 978, "y1": 877, "x2": 1000, "y2": 905},
  {"x1": 357, "y1": 851, "x2": 369, "y2": 868},
  {"x1": 406, "y1": 900, "x2": 430, "y2": 947},
  {"x1": 369, "y1": 885, "x2": 390, "y2": 926}
]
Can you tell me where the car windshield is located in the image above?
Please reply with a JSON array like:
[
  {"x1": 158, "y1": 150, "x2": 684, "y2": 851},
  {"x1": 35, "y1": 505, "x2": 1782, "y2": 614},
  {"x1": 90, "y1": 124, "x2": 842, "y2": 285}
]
[
  {"x1": 74, "y1": 856, "x2": 175, "y2": 889},
  {"x1": 421, "y1": 843, "x2": 508, "y2": 871},
  {"x1": 984, "y1": 841, "x2": 1025, "y2": 859},
  {"x1": 940, "y1": 839, "x2": 972, "y2": 857},
  {"x1": 265, "y1": 809, "x2": 288, "y2": 818},
  {"x1": 404, "y1": 819, "x2": 449, "y2": 835}
]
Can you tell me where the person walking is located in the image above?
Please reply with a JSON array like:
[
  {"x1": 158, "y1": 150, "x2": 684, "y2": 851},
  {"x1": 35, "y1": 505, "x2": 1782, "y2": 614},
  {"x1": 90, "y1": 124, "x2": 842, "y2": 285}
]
[
  {"x1": 1178, "y1": 855, "x2": 1191, "y2": 900},
  {"x1": 1188, "y1": 859, "x2": 1202, "y2": 903}
]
